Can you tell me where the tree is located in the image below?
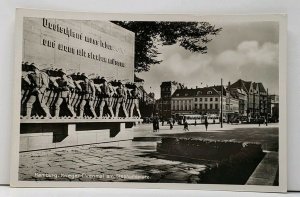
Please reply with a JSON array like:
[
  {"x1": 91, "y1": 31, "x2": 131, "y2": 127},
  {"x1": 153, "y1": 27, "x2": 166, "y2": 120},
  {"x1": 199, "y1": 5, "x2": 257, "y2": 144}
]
[{"x1": 112, "y1": 21, "x2": 222, "y2": 72}]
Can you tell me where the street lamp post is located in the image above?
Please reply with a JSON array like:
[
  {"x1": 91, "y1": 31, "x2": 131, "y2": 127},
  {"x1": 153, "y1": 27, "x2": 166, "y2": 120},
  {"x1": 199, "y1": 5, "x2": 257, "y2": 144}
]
[
  {"x1": 266, "y1": 88, "x2": 268, "y2": 126},
  {"x1": 221, "y1": 78, "x2": 223, "y2": 128}
]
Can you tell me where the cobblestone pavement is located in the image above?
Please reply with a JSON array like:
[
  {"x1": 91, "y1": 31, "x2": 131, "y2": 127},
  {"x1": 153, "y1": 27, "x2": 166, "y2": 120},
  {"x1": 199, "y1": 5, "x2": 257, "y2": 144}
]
[{"x1": 19, "y1": 142, "x2": 206, "y2": 183}]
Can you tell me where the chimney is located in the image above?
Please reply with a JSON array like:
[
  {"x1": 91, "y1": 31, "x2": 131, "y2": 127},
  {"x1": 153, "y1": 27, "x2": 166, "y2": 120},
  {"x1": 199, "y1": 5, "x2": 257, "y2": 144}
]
[
  {"x1": 228, "y1": 81, "x2": 231, "y2": 87},
  {"x1": 196, "y1": 86, "x2": 198, "y2": 89}
]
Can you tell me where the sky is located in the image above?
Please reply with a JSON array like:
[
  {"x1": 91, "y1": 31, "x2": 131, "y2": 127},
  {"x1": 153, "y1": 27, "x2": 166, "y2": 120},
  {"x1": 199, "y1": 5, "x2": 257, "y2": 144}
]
[{"x1": 137, "y1": 21, "x2": 279, "y2": 99}]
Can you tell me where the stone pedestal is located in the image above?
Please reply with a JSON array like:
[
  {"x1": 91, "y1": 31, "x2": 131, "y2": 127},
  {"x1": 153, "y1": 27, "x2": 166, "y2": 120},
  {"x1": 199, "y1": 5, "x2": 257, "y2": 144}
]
[{"x1": 20, "y1": 118, "x2": 141, "y2": 152}]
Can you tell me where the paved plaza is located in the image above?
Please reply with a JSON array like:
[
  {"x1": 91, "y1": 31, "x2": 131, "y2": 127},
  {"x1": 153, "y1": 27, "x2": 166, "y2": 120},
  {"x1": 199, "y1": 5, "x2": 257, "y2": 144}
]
[
  {"x1": 19, "y1": 141, "x2": 206, "y2": 183},
  {"x1": 19, "y1": 123, "x2": 278, "y2": 183}
]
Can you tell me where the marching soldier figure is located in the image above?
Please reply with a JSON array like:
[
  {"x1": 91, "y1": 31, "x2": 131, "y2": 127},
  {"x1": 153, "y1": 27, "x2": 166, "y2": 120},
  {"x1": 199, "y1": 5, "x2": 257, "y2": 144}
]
[
  {"x1": 44, "y1": 68, "x2": 59, "y2": 112},
  {"x1": 26, "y1": 64, "x2": 52, "y2": 118},
  {"x1": 53, "y1": 69, "x2": 76, "y2": 118},
  {"x1": 21, "y1": 62, "x2": 32, "y2": 107},
  {"x1": 69, "y1": 72, "x2": 83, "y2": 116},
  {"x1": 92, "y1": 76, "x2": 103, "y2": 110},
  {"x1": 130, "y1": 84, "x2": 141, "y2": 118},
  {"x1": 115, "y1": 81, "x2": 128, "y2": 118},
  {"x1": 78, "y1": 73, "x2": 97, "y2": 118},
  {"x1": 99, "y1": 77, "x2": 115, "y2": 118}
]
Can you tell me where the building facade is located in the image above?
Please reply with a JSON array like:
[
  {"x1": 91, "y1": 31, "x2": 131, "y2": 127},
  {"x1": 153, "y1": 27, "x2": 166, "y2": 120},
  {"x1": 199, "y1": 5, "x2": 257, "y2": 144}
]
[
  {"x1": 269, "y1": 94, "x2": 279, "y2": 122},
  {"x1": 171, "y1": 86, "x2": 239, "y2": 120},
  {"x1": 228, "y1": 79, "x2": 270, "y2": 118},
  {"x1": 159, "y1": 81, "x2": 184, "y2": 119}
]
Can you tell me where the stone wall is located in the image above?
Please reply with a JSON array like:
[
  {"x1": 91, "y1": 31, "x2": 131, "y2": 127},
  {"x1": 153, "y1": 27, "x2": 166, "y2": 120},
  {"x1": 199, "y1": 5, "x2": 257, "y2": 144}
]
[{"x1": 23, "y1": 17, "x2": 135, "y2": 82}]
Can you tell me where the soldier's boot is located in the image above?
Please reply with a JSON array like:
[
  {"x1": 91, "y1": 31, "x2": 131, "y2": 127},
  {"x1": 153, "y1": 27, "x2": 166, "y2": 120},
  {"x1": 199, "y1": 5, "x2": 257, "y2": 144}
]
[
  {"x1": 130, "y1": 106, "x2": 134, "y2": 117},
  {"x1": 123, "y1": 105, "x2": 128, "y2": 118},
  {"x1": 26, "y1": 107, "x2": 33, "y2": 119},
  {"x1": 108, "y1": 107, "x2": 114, "y2": 118},
  {"x1": 90, "y1": 108, "x2": 97, "y2": 118},
  {"x1": 115, "y1": 104, "x2": 120, "y2": 118},
  {"x1": 54, "y1": 108, "x2": 60, "y2": 118},
  {"x1": 79, "y1": 100, "x2": 86, "y2": 118},
  {"x1": 43, "y1": 107, "x2": 52, "y2": 118},
  {"x1": 136, "y1": 108, "x2": 141, "y2": 118},
  {"x1": 68, "y1": 106, "x2": 76, "y2": 117},
  {"x1": 99, "y1": 109, "x2": 103, "y2": 118},
  {"x1": 79, "y1": 109, "x2": 84, "y2": 118}
]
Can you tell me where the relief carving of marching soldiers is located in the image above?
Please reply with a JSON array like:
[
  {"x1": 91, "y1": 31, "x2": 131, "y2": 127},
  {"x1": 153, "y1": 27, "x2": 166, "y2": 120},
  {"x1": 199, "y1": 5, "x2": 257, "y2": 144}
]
[{"x1": 20, "y1": 62, "x2": 141, "y2": 119}]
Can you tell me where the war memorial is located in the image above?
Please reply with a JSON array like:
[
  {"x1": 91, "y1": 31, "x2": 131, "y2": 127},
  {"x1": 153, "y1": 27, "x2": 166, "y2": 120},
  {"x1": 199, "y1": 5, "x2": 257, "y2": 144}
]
[{"x1": 20, "y1": 17, "x2": 141, "y2": 152}]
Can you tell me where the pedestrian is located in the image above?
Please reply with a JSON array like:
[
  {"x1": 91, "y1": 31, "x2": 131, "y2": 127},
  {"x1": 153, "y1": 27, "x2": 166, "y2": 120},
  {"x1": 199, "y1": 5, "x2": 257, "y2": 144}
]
[
  {"x1": 194, "y1": 119, "x2": 197, "y2": 126},
  {"x1": 204, "y1": 117, "x2": 208, "y2": 131},
  {"x1": 162, "y1": 119, "x2": 164, "y2": 126},
  {"x1": 156, "y1": 117, "x2": 160, "y2": 132},
  {"x1": 169, "y1": 120, "x2": 173, "y2": 130},
  {"x1": 173, "y1": 119, "x2": 176, "y2": 126},
  {"x1": 153, "y1": 115, "x2": 159, "y2": 132},
  {"x1": 183, "y1": 120, "x2": 189, "y2": 131},
  {"x1": 153, "y1": 118, "x2": 157, "y2": 132},
  {"x1": 265, "y1": 116, "x2": 268, "y2": 126}
]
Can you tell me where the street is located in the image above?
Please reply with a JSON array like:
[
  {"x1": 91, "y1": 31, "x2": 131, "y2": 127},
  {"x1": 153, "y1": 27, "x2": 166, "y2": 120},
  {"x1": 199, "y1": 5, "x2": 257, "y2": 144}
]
[{"x1": 134, "y1": 123, "x2": 279, "y2": 152}]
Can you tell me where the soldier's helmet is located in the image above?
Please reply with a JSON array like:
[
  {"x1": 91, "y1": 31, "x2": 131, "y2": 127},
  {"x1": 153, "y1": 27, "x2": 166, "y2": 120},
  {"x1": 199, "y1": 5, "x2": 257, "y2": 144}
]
[
  {"x1": 118, "y1": 80, "x2": 123, "y2": 86},
  {"x1": 81, "y1": 73, "x2": 88, "y2": 81},
  {"x1": 58, "y1": 68, "x2": 67, "y2": 77},
  {"x1": 29, "y1": 63, "x2": 38, "y2": 72},
  {"x1": 99, "y1": 77, "x2": 107, "y2": 84},
  {"x1": 22, "y1": 62, "x2": 29, "y2": 71}
]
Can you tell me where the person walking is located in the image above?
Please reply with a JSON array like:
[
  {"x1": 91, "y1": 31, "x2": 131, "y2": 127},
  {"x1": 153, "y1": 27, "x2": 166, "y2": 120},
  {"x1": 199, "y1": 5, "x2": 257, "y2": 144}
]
[
  {"x1": 153, "y1": 115, "x2": 159, "y2": 132},
  {"x1": 156, "y1": 117, "x2": 160, "y2": 132},
  {"x1": 183, "y1": 120, "x2": 189, "y2": 131},
  {"x1": 204, "y1": 117, "x2": 208, "y2": 131},
  {"x1": 169, "y1": 121, "x2": 173, "y2": 130},
  {"x1": 169, "y1": 118, "x2": 174, "y2": 130},
  {"x1": 153, "y1": 118, "x2": 157, "y2": 132}
]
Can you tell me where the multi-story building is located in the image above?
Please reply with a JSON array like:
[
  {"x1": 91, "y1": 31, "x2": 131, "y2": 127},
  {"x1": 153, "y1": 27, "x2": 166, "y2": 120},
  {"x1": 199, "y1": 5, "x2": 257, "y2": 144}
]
[
  {"x1": 257, "y1": 82, "x2": 268, "y2": 116},
  {"x1": 171, "y1": 86, "x2": 239, "y2": 120},
  {"x1": 227, "y1": 81, "x2": 248, "y2": 116},
  {"x1": 159, "y1": 81, "x2": 184, "y2": 119},
  {"x1": 269, "y1": 94, "x2": 279, "y2": 122},
  {"x1": 228, "y1": 79, "x2": 269, "y2": 118}
]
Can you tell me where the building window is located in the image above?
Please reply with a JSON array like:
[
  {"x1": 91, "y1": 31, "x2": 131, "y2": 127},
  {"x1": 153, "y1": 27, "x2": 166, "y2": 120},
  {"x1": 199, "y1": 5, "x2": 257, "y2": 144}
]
[
  {"x1": 205, "y1": 98, "x2": 207, "y2": 102},
  {"x1": 210, "y1": 104, "x2": 213, "y2": 109},
  {"x1": 199, "y1": 104, "x2": 202, "y2": 110},
  {"x1": 195, "y1": 104, "x2": 198, "y2": 109},
  {"x1": 210, "y1": 98, "x2": 213, "y2": 102},
  {"x1": 185, "y1": 93, "x2": 188, "y2": 96},
  {"x1": 207, "y1": 91, "x2": 212, "y2": 95},
  {"x1": 200, "y1": 98, "x2": 202, "y2": 102},
  {"x1": 215, "y1": 98, "x2": 218, "y2": 101},
  {"x1": 205, "y1": 104, "x2": 207, "y2": 109},
  {"x1": 195, "y1": 98, "x2": 198, "y2": 102},
  {"x1": 215, "y1": 104, "x2": 218, "y2": 109},
  {"x1": 197, "y1": 91, "x2": 202, "y2": 95}
]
